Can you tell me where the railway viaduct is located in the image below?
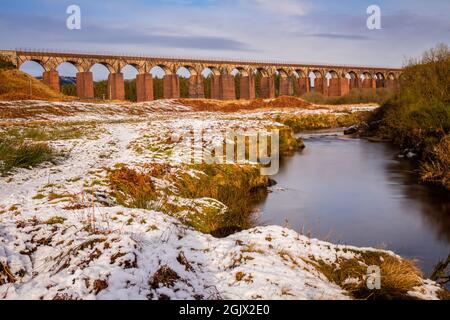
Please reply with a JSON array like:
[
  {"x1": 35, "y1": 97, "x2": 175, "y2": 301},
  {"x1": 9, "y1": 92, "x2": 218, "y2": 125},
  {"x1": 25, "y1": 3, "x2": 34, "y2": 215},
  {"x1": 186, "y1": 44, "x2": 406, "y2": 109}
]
[{"x1": 0, "y1": 49, "x2": 402, "y2": 102}]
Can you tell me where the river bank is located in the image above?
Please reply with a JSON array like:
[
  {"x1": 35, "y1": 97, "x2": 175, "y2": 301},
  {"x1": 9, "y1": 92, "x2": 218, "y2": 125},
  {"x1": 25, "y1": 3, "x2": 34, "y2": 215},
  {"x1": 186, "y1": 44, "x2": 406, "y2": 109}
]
[{"x1": 0, "y1": 99, "x2": 447, "y2": 299}]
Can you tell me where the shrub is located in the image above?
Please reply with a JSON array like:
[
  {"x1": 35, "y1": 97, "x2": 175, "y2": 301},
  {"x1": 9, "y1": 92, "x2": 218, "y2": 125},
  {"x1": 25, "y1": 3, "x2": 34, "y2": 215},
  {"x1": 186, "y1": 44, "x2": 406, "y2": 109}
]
[
  {"x1": 367, "y1": 44, "x2": 450, "y2": 190},
  {"x1": 302, "y1": 88, "x2": 393, "y2": 105}
]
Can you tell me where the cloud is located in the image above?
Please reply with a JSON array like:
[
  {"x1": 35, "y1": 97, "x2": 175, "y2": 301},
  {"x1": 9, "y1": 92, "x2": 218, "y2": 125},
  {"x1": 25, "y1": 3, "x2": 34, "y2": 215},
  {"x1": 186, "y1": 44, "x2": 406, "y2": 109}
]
[
  {"x1": 0, "y1": 12, "x2": 251, "y2": 52},
  {"x1": 304, "y1": 33, "x2": 372, "y2": 41},
  {"x1": 242, "y1": 0, "x2": 310, "y2": 16}
]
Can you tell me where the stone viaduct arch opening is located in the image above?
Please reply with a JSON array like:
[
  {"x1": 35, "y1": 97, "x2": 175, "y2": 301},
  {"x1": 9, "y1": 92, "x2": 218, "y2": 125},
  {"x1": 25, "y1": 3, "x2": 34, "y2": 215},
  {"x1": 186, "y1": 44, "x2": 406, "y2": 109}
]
[
  {"x1": 121, "y1": 65, "x2": 139, "y2": 101},
  {"x1": 57, "y1": 62, "x2": 79, "y2": 96},
  {"x1": 276, "y1": 69, "x2": 294, "y2": 97},
  {"x1": 375, "y1": 72, "x2": 385, "y2": 88},
  {"x1": 150, "y1": 66, "x2": 166, "y2": 100},
  {"x1": 347, "y1": 71, "x2": 359, "y2": 90},
  {"x1": 89, "y1": 63, "x2": 111, "y2": 100},
  {"x1": 201, "y1": 68, "x2": 215, "y2": 99},
  {"x1": 308, "y1": 70, "x2": 324, "y2": 94},
  {"x1": 177, "y1": 66, "x2": 203, "y2": 99},
  {"x1": 176, "y1": 67, "x2": 190, "y2": 98},
  {"x1": 386, "y1": 72, "x2": 397, "y2": 90},
  {"x1": 233, "y1": 67, "x2": 254, "y2": 100},
  {"x1": 292, "y1": 70, "x2": 309, "y2": 96},
  {"x1": 230, "y1": 68, "x2": 241, "y2": 99},
  {"x1": 361, "y1": 72, "x2": 376, "y2": 89},
  {"x1": 202, "y1": 66, "x2": 236, "y2": 100},
  {"x1": 254, "y1": 68, "x2": 275, "y2": 99},
  {"x1": 19, "y1": 60, "x2": 45, "y2": 78}
]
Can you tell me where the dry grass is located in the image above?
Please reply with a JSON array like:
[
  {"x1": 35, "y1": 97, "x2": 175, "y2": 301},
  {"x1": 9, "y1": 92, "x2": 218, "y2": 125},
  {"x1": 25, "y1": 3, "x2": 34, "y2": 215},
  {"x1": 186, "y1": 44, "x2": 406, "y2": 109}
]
[
  {"x1": 276, "y1": 111, "x2": 371, "y2": 133},
  {"x1": 108, "y1": 164, "x2": 270, "y2": 237},
  {"x1": 177, "y1": 96, "x2": 312, "y2": 112},
  {"x1": 0, "y1": 69, "x2": 67, "y2": 101},
  {"x1": 310, "y1": 251, "x2": 423, "y2": 300},
  {"x1": 420, "y1": 134, "x2": 450, "y2": 189},
  {"x1": 149, "y1": 265, "x2": 180, "y2": 289},
  {"x1": 173, "y1": 164, "x2": 269, "y2": 236},
  {"x1": 109, "y1": 167, "x2": 156, "y2": 209},
  {"x1": 0, "y1": 262, "x2": 17, "y2": 285}
]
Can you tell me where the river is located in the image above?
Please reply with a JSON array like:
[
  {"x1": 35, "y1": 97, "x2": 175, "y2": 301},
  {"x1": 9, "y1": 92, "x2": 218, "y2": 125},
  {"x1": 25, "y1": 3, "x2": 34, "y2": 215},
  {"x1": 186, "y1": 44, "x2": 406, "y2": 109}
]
[{"x1": 257, "y1": 130, "x2": 450, "y2": 276}]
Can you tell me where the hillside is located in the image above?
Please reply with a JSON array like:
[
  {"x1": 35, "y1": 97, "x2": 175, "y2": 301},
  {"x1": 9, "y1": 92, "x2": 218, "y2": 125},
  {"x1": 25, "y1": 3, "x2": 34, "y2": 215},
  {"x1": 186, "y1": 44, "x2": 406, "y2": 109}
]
[{"x1": 0, "y1": 69, "x2": 66, "y2": 101}]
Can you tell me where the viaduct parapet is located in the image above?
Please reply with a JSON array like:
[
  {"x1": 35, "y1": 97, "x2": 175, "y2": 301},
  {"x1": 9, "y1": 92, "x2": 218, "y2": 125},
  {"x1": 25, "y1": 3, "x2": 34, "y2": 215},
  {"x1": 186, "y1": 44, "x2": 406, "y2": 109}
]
[{"x1": 0, "y1": 49, "x2": 402, "y2": 101}]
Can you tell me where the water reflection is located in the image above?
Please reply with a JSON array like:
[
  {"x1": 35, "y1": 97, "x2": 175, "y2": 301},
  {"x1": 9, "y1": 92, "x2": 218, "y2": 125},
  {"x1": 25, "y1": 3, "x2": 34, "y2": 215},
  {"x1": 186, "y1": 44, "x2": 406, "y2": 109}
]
[{"x1": 257, "y1": 132, "x2": 450, "y2": 276}]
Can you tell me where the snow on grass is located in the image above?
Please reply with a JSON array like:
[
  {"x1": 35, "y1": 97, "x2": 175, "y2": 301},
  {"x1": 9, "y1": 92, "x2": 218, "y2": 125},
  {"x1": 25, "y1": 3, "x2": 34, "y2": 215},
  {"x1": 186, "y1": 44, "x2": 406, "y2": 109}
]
[{"x1": 0, "y1": 100, "x2": 444, "y2": 300}]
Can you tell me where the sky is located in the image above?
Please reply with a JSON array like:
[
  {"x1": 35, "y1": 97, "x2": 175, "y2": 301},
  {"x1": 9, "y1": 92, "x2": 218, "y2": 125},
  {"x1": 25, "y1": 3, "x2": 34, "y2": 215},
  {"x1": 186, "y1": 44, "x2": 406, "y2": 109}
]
[{"x1": 1, "y1": 0, "x2": 449, "y2": 80}]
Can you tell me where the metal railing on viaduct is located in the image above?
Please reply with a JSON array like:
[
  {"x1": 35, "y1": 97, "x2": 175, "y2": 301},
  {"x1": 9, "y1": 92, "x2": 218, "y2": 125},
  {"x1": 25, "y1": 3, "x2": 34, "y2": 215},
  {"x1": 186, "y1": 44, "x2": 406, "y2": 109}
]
[{"x1": 0, "y1": 49, "x2": 402, "y2": 101}]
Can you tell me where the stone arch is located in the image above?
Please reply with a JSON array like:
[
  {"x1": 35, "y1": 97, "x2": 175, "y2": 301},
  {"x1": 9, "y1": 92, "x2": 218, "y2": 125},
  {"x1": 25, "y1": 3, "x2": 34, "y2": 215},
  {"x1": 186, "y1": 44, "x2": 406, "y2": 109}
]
[
  {"x1": 347, "y1": 71, "x2": 359, "y2": 89},
  {"x1": 121, "y1": 64, "x2": 139, "y2": 77},
  {"x1": 55, "y1": 60, "x2": 83, "y2": 73},
  {"x1": 150, "y1": 64, "x2": 179, "y2": 99},
  {"x1": 212, "y1": 66, "x2": 236, "y2": 100},
  {"x1": 176, "y1": 66, "x2": 196, "y2": 98},
  {"x1": 19, "y1": 58, "x2": 62, "y2": 92},
  {"x1": 361, "y1": 71, "x2": 372, "y2": 79},
  {"x1": 387, "y1": 72, "x2": 396, "y2": 80},
  {"x1": 361, "y1": 72, "x2": 375, "y2": 89},
  {"x1": 254, "y1": 67, "x2": 275, "y2": 99},
  {"x1": 375, "y1": 72, "x2": 385, "y2": 88},
  {"x1": 276, "y1": 68, "x2": 289, "y2": 77},
  {"x1": 327, "y1": 70, "x2": 349, "y2": 97},
  {"x1": 327, "y1": 70, "x2": 339, "y2": 78},
  {"x1": 55, "y1": 62, "x2": 79, "y2": 96},
  {"x1": 276, "y1": 68, "x2": 293, "y2": 97},
  {"x1": 308, "y1": 69, "x2": 325, "y2": 94},
  {"x1": 233, "y1": 66, "x2": 250, "y2": 77},
  {"x1": 200, "y1": 66, "x2": 220, "y2": 99},
  {"x1": 292, "y1": 69, "x2": 309, "y2": 96},
  {"x1": 152, "y1": 64, "x2": 173, "y2": 76},
  {"x1": 18, "y1": 59, "x2": 46, "y2": 76},
  {"x1": 230, "y1": 67, "x2": 253, "y2": 100},
  {"x1": 118, "y1": 64, "x2": 139, "y2": 101},
  {"x1": 201, "y1": 66, "x2": 221, "y2": 77},
  {"x1": 385, "y1": 72, "x2": 398, "y2": 90},
  {"x1": 325, "y1": 70, "x2": 339, "y2": 88},
  {"x1": 88, "y1": 63, "x2": 112, "y2": 99}
]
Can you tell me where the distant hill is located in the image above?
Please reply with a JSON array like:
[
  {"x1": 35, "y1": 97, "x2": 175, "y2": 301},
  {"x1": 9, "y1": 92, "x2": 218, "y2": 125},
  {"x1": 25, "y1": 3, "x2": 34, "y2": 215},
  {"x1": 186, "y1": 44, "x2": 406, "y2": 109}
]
[
  {"x1": 35, "y1": 76, "x2": 77, "y2": 86},
  {"x1": 0, "y1": 69, "x2": 66, "y2": 101}
]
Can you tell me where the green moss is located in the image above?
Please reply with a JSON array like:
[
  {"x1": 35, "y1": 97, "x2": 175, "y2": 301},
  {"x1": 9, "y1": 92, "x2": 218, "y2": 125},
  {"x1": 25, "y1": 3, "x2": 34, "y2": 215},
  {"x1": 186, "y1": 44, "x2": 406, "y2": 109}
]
[
  {"x1": 32, "y1": 193, "x2": 46, "y2": 200},
  {"x1": 44, "y1": 216, "x2": 66, "y2": 225}
]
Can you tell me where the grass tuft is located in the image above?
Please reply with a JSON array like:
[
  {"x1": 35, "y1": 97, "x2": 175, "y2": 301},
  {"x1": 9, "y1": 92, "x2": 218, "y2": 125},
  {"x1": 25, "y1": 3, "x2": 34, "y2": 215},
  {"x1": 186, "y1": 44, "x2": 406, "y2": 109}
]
[
  {"x1": 0, "y1": 139, "x2": 56, "y2": 174},
  {"x1": 109, "y1": 166, "x2": 156, "y2": 209},
  {"x1": 310, "y1": 251, "x2": 423, "y2": 300}
]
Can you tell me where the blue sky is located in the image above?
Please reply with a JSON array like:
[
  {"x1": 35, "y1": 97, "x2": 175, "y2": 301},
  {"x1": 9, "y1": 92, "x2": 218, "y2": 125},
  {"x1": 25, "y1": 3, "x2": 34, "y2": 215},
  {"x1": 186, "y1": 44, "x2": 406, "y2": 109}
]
[{"x1": 1, "y1": 0, "x2": 449, "y2": 79}]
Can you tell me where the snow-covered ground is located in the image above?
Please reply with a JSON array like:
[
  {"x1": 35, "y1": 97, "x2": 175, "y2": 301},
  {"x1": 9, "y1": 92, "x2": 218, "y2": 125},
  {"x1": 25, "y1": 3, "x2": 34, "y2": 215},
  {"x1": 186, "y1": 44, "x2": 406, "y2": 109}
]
[{"x1": 0, "y1": 100, "x2": 443, "y2": 300}]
